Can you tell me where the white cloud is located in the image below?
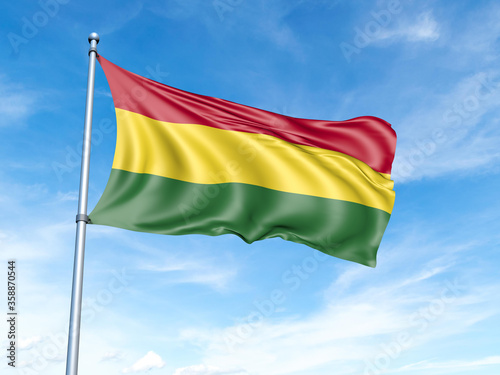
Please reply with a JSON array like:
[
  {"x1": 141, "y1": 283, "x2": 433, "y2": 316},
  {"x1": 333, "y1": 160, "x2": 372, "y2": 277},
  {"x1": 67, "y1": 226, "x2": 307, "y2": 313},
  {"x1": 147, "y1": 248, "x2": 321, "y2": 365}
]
[
  {"x1": 0, "y1": 220, "x2": 74, "y2": 261},
  {"x1": 101, "y1": 350, "x2": 124, "y2": 361},
  {"x1": 0, "y1": 77, "x2": 38, "y2": 127},
  {"x1": 95, "y1": 87, "x2": 113, "y2": 98},
  {"x1": 173, "y1": 364, "x2": 247, "y2": 375},
  {"x1": 452, "y1": 3, "x2": 500, "y2": 58},
  {"x1": 131, "y1": 239, "x2": 238, "y2": 291},
  {"x1": 376, "y1": 11, "x2": 440, "y2": 43},
  {"x1": 149, "y1": 1, "x2": 304, "y2": 56},
  {"x1": 251, "y1": 3, "x2": 301, "y2": 52},
  {"x1": 99, "y1": 1, "x2": 143, "y2": 36},
  {"x1": 56, "y1": 191, "x2": 79, "y2": 202},
  {"x1": 141, "y1": 259, "x2": 237, "y2": 290},
  {"x1": 18, "y1": 336, "x2": 42, "y2": 350},
  {"x1": 394, "y1": 356, "x2": 500, "y2": 372},
  {"x1": 174, "y1": 236, "x2": 500, "y2": 375},
  {"x1": 403, "y1": 11, "x2": 440, "y2": 42},
  {"x1": 392, "y1": 70, "x2": 500, "y2": 182},
  {"x1": 122, "y1": 351, "x2": 165, "y2": 373}
]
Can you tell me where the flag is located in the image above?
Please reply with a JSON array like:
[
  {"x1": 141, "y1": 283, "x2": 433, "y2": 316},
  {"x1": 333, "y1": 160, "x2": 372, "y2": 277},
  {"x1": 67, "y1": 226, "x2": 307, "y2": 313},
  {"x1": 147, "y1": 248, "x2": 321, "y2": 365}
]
[{"x1": 89, "y1": 56, "x2": 396, "y2": 267}]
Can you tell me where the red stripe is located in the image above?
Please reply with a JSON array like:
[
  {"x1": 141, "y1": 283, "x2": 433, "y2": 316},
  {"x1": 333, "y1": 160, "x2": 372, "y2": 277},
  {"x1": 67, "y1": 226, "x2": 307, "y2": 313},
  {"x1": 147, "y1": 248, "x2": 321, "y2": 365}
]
[{"x1": 97, "y1": 55, "x2": 396, "y2": 174}]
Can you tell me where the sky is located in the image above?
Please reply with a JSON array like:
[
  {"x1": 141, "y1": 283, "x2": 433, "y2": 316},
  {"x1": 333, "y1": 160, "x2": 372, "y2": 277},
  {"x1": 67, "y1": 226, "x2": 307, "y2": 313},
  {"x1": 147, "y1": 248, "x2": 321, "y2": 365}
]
[{"x1": 1, "y1": 0, "x2": 500, "y2": 374}]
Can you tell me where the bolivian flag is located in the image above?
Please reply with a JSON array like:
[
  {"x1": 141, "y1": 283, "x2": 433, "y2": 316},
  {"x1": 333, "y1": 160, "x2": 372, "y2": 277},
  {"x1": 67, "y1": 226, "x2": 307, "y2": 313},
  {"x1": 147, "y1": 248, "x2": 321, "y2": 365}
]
[{"x1": 89, "y1": 56, "x2": 396, "y2": 267}]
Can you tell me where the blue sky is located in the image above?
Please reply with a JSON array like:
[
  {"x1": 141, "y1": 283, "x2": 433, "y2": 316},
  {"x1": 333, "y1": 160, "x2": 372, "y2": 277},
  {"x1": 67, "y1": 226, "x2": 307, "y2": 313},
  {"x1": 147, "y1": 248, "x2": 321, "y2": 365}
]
[{"x1": 1, "y1": 0, "x2": 500, "y2": 374}]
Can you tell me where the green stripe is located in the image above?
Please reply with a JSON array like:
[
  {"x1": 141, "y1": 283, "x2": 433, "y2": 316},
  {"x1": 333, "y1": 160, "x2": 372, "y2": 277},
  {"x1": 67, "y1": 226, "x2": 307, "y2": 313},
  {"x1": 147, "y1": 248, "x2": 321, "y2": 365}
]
[{"x1": 89, "y1": 169, "x2": 391, "y2": 267}]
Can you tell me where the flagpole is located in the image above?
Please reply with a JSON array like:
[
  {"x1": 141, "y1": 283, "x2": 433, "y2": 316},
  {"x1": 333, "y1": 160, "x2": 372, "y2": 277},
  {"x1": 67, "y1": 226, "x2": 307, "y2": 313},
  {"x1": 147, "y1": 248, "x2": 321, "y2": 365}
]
[{"x1": 65, "y1": 32, "x2": 99, "y2": 375}]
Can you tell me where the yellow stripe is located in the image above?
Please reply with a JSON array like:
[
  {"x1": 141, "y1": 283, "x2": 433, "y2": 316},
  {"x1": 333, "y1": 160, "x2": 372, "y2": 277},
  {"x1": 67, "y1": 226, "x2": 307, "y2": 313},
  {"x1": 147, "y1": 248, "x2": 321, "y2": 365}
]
[{"x1": 113, "y1": 109, "x2": 395, "y2": 213}]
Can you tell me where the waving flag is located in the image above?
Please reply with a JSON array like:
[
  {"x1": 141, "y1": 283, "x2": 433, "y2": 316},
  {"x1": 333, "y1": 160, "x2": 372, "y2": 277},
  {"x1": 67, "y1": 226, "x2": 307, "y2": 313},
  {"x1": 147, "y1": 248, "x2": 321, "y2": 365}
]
[{"x1": 89, "y1": 56, "x2": 396, "y2": 267}]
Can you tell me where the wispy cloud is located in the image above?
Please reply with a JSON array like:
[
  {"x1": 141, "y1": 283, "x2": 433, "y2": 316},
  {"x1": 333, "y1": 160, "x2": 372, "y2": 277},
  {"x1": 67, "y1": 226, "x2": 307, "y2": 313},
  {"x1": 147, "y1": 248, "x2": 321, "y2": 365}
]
[
  {"x1": 249, "y1": 2, "x2": 303, "y2": 52},
  {"x1": 452, "y1": 3, "x2": 500, "y2": 58},
  {"x1": 0, "y1": 220, "x2": 74, "y2": 261},
  {"x1": 392, "y1": 70, "x2": 500, "y2": 182},
  {"x1": 94, "y1": 87, "x2": 113, "y2": 98},
  {"x1": 140, "y1": 254, "x2": 238, "y2": 291},
  {"x1": 173, "y1": 364, "x2": 248, "y2": 375},
  {"x1": 121, "y1": 238, "x2": 240, "y2": 291},
  {"x1": 99, "y1": 2, "x2": 143, "y2": 36},
  {"x1": 56, "y1": 190, "x2": 79, "y2": 202},
  {"x1": 2, "y1": 2, "x2": 499, "y2": 375},
  {"x1": 18, "y1": 336, "x2": 42, "y2": 350},
  {"x1": 0, "y1": 77, "x2": 38, "y2": 127},
  {"x1": 149, "y1": 1, "x2": 304, "y2": 56},
  {"x1": 122, "y1": 351, "x2": 165, "y2": 373},
  {"x1": 100, "y1": 350, "x2": 124, "y2": 362},
  {"x1": 393, "y1": 356, "x2": 500, "y2": 373},
  {"x1": 175, "y1": 235, "x2": 500, "y2": 375},
  {"x1": 376, "y1": 11, "x2": 440, "y2": 43}
]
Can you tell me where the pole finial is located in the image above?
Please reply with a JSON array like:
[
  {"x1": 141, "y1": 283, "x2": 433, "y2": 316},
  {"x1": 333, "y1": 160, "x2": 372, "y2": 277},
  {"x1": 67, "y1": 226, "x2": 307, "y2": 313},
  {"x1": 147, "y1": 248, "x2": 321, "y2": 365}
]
[{"x1": 88, "y1": 32, "x2": 100, "y2": 44}]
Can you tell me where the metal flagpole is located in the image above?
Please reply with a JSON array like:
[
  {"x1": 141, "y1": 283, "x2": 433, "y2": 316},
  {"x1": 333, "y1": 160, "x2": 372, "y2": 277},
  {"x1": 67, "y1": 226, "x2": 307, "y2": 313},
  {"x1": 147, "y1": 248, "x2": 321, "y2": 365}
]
[{"x1": 65, "y1": 32, "x2": 99, "y2": 375}]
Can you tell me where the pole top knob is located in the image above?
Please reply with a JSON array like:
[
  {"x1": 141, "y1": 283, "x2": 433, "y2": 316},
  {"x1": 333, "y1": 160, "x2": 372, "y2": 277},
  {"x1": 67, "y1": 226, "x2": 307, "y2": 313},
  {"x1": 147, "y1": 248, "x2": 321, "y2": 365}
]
[{"x1": 88, "y1": 32, "x2": 100, "y2": 44}]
